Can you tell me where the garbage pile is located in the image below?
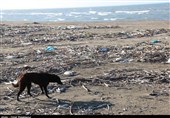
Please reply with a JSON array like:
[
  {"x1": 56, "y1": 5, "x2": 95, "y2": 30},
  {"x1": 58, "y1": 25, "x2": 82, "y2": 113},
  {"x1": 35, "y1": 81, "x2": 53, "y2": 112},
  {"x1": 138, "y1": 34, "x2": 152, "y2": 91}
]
[
  {"x1": 1, "y1": 24, "x2": 169, "y2": 45},
  {"x1": 66, "y1": 68, "x2": 170, "y2": 86},
  {"x1": 114, "y1": 28, "x2": 169, "y2": 39},
  {"x1": 1, "y1": 38, "x2": 170, "y2": 83},
  {"x1": 56, "y1": 25, "x2": 121, "y2": 30}
]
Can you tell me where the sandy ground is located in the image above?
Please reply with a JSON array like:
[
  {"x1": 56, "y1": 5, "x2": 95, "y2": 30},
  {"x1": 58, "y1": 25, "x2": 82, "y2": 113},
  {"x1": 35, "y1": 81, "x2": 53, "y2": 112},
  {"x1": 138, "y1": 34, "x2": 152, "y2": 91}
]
[{"x1": 0, "y1": 20, "x2": 170, "y2": 115}]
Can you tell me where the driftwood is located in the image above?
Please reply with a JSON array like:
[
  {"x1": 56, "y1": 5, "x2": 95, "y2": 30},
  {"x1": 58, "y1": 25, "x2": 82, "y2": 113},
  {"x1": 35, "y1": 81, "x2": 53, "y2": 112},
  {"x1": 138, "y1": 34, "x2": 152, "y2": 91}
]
[
  {"x1": 69, "y1": 102, "x2": 74, "y2": 115},
  {"x1": 103, "y1": 82, "x2": 110, "y2": 87},
  {"x1": 82, "y1": 85, "x2": 91, "y2": 92}
]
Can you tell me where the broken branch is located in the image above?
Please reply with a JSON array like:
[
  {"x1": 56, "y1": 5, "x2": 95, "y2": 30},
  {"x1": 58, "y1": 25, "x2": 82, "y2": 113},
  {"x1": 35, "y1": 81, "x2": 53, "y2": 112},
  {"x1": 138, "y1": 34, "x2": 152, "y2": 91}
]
[{"x1": 82, "y1": 85, "x2": 90, "y2": 92}]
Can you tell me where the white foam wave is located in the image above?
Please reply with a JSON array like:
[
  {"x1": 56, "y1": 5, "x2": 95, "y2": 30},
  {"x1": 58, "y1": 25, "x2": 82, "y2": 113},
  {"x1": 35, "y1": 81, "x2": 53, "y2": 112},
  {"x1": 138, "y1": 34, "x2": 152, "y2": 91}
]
[
  {"x1": 1, "y1": 12, "x2": 5, "y2": 15},
  {"x1": 98, "y1": 12, "x2": 112, "y2": 16},
  {"x1": 69, "y1": 12, "x2": 89, "y2": 15},
  {"x1": 57, "y1": 18, "x2": 65, "y2": 21},
  {"x1": 23, "y1": 19, "x2": 28, "y2": 21},
  {"x1": 91, "y1": 17, "x2": 98, "y2": 20},
  {"x1": 49, "y1": 18, "x2": 65, "y2": 22},
  {"x1": 30, "y1": 12, "x2": 63, "y2": 16},
  {"x1": 89, "y1": 11, "x2": 97, "y2": 14},
  {"x1": 104, "y1": 18, "x2": 109, "y2": 21},
  {"x1": 110, "y1": 18, "x2": 117, "y2": 21},
  {"x1": 115, "y1": 10, "x2": 150, "y2": 14}
]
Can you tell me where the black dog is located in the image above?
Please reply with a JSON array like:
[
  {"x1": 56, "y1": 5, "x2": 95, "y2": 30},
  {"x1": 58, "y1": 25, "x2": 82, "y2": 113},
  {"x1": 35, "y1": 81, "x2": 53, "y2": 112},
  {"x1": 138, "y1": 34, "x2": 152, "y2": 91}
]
[{"x1": 12, "y1": 72, "x2": 63, "y2": 101}]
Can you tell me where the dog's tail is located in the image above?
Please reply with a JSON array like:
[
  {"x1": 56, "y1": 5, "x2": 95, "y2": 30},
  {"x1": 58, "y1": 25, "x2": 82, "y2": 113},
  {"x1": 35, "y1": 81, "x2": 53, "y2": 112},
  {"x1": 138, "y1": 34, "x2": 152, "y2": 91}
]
[
  {"x1": 12, "y1": 71, "x2": 25, "y2": 88},
  {"x1": 12, "y1": 82, "x2": 19, "y2": 87}
]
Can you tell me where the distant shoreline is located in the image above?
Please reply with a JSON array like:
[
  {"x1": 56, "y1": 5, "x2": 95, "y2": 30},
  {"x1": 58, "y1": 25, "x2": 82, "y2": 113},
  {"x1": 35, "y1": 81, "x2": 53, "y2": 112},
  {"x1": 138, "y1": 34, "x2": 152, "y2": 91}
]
[{"x1": 1, "y1": 20, "x2": 170, "y2": 27}]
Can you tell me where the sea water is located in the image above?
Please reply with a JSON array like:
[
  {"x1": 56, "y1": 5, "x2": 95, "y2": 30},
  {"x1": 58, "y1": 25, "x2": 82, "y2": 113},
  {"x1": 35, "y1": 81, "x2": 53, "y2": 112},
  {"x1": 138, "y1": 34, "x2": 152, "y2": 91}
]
[{"x1": 1, "y1": 3, "x2": 169, "y2": 21}]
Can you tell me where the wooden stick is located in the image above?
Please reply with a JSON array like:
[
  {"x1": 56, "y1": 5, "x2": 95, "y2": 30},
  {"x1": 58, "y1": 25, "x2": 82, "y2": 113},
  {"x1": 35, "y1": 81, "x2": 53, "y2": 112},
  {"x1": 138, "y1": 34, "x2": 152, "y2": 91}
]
[
  {"x1": 103, "y1": 82, "x2": 109, "y2": 87},
  {"x1": 82, "y1": 85, "x2": 90, "y2": 92},
  {"x1": 69, "y1": 102, "x2": 74, "y2": 115},
  {"x1": 6, "y1": 87, "x2": 14, "y2": 92}
]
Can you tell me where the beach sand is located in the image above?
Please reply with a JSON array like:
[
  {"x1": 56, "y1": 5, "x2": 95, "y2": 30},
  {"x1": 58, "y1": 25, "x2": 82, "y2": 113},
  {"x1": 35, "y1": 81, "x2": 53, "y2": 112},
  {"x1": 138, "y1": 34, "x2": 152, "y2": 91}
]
[{"x1": 0, "y1": 20, "x2": 170, "y2": 115}]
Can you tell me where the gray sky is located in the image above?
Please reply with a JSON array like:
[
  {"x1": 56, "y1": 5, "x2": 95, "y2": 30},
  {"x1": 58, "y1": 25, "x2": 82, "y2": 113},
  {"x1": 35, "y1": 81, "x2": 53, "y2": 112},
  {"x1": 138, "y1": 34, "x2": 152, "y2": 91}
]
[{"x1": 0, "y1": 0, "x2": 169, "y2": 10}]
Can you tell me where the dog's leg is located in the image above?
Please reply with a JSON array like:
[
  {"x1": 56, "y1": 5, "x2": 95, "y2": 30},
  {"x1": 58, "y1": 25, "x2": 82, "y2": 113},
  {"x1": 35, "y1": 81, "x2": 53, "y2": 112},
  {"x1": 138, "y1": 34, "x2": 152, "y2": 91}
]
[
  {"x1": 27, "y1": 83, "x2": 32, "y2": 96},
  {"x1": 43, "y1": 85, "x2": 51, "y2": 98},
  {"x1": 39, "y1": 85, "x2": 44, "y2": 94},
  {"x1": 17, "y1": 83, "x2": 26, "y2": 101}
]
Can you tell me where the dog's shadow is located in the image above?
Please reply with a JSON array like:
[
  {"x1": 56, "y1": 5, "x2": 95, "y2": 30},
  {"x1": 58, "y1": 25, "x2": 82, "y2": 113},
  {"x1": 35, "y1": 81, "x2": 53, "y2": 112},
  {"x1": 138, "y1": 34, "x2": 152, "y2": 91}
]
[
  {"x1": 12, "y1": 97, "x2": 113, "y2": 115},
  {"x1": 71, "y1": 100, "x2": 112, "y2": 110}
]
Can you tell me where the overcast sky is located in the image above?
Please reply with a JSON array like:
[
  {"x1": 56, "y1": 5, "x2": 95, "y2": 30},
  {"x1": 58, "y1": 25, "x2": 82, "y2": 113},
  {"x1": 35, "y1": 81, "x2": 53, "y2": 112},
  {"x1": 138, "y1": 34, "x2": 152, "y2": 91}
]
[{"x1": 0, "y1": 0, "x2": 169, "y2": 10}]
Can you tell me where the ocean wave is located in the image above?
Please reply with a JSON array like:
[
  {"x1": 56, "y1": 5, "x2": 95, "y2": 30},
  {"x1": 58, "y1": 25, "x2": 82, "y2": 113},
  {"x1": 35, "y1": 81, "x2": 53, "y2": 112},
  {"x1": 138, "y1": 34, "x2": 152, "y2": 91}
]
[
  {"x1": 49, "y1": 18, "x2": 65, "y2": 22},
  {"x1": 57, "y1": 18, "x2": 65, "y2": 21},
  {"x1": 23, "y1": 19, "x2": 28, "y2": 21},
  {"x1": 104, "y1": 18, "x2": 109, "y2": 21},
  {"x1": 115, "y1": 10, "x2": 150, "y2": 14},
  {"x1": 30, "y1": 12, "x2": 63, "y2": 16},
  {"x1": 69, "y1": 12, "x2": 89, "y2": 15},
  {"x1": 91, "y1": 17, "x2": 98, "y2": 20},
  {"x1": 103, "y1": 18, "x2": 123, "y2": 21},
  {"x1": 110, "y1": 18, "x2": 117, "y2": 21},
  {"x1": 0, "y1": 12, "x2": 5, "y2": 15},
  {"x1": 97, "y1": 12, "x2": 112, "y2": 16},
  {"x1": 89, "y1": 11, "x2": 97, "y2": 14}
]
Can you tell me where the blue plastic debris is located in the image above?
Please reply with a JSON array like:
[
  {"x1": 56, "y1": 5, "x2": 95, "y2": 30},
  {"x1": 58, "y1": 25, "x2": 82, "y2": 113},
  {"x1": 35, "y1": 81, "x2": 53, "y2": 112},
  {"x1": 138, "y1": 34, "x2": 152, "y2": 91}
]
[
  {"x1": 99, "y1": 47, "x2": 109, "y2": 52},
  {"x1": 151, "y1": 40, "x2": 161, "y2": 43},
  {"x1": 45, "y1": 46, "x2": 55, "y2": 51}
]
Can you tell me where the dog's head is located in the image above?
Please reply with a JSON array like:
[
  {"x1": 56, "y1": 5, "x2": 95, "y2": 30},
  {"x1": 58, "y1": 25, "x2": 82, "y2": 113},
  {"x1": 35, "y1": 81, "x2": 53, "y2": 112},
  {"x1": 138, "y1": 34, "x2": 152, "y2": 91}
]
[
  {"x1": 57, "y1": 77, "x2": 63, "y2": 85},
  {"x1": 53, "y1": 74, "x2": 63, "y2": 85}
]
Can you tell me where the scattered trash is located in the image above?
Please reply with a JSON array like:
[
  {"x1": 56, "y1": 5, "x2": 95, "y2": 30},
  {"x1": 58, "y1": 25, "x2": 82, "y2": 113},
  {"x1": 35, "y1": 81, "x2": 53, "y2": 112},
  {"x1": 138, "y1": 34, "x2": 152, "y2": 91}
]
[
  {"x1": 64, "y1": 71, "x2": 76, "y2": 76},
  {"x1": 36, "y1": 50, "x2": 42, "y2": 54},
  {"x1": 167, "y1": 58, "x2": 170, "y2": 64},
  {"x1": 5, "y1": 55, "x2": 15, "y2": 59},
  {"x1": 4, "y1": 80, "x2": 17, "y2": 85},
  {"x1": 103, "y1": 82, "x2": 110, "y2": 87},
  {"x1": 21, "y1": 42, "x2": 32, "y2": 46},
  {"x1": 151, "y1": 39, "x2": 161, "y2": 43},
  {"x1": 25, "y1": 111, "x2": 31, "y2": 115},
  {"x1": 58, "y1": 104, "x2": 70, "y2": 109},
  {"x1": 45, "y1": 46, "x2": 56, "y2": 51},
  {"x1": 3, "y1": 96, "x2": 13, "y2": 100},
  {"x1": 149, "y1": 90, "x2": 169, "y2": 97},
  {"x1": 99, "y1": 47, "x2": 109, "y2": 52},
  {"x1": 56, "y1": 86, "x2": 66, "y2": 93},
  {"x1": 115, "y1": 57, "x2": 124, "y2": 62},
  {"x1": 1, "y1": 23, "x2": 169, "y2": 115},
  {"x1": 52, "y1": 112, "x2": 61, "y2": 115},
  {"x1": 159, "y1": 78, "x2": 169, "y2": 83}
]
